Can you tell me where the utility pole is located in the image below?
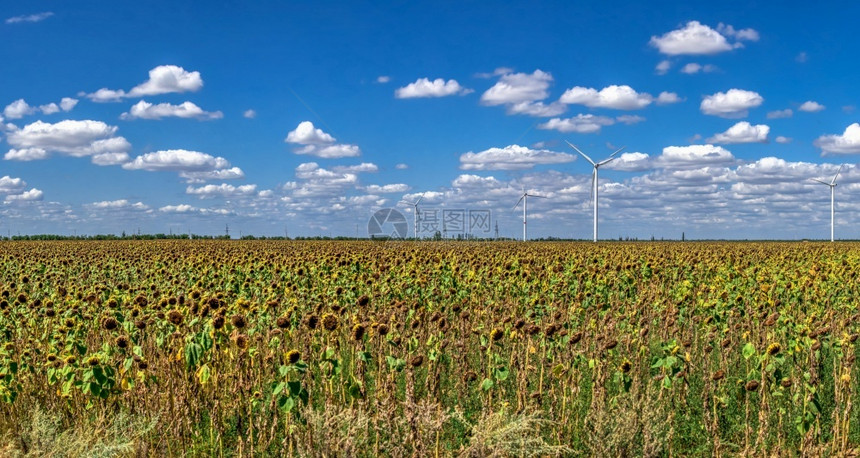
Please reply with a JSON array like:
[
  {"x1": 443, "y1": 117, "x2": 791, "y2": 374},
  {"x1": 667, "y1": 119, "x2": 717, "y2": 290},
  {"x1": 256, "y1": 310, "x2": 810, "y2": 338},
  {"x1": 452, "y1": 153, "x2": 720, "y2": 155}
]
[{"x1": 225, "y1": 224, "x2": 230, "y2": 238}]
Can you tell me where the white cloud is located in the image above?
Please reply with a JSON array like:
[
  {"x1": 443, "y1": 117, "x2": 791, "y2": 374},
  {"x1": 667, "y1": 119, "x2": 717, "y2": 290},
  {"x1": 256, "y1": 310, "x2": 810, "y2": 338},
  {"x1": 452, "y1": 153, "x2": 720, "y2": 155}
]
[
  {"x1": 180, "y1": 167, "x2": 245, "y2": 183},
  {"x1": 243, "y1": 109, "x2": 256, "y2": 119},
  {"x1": 5, "y1": 120, "x2": 130, "y2": 160},
  {"x1": 395, "y1": 78, "x2": 470, "y2": 98},
  {"x1": 5, "y1": 12, "x2": 53, "y2": 24},
  {"x1": 460, "y1": 144, "x2": 575, "y2": 170},
  {"x1": 365, "y1": 183, "x2": 410, "y2": 193},
  {"x1": 186, "y1": 183, "x2": 257, "y2": 198},
  {"x1": 128, "y1": 65, "x2": 203, "y2": 97},
  {"x1": 60, "y1": 98, "x2": 78, "y2": 112},
  {"x1": 85, "y1": 88, "x2": 127, "y2": 103},
  {"x1": 604, "y1": 152, "x2": 653, "y2": 171},
  {"x1": 775, "y1": 136, "x2": 792, "y2": 144},
  {"x1": 0, "y1": 176, "x2": 27, "y2": 194},
  {"x1": 655, "y1": 60, "x2": 672, "y2": 75},
  {"x1": 657, "y1": 144, "x2": 736, "y2": 168},
  {"x1": 767, "y1": 109, "x2": 793, "y2": 119},
  {"x1": 5, "y1": 188, "x2": 43, "y2": 201},
  {"x1": 506, "y1": 101, "x2": 567, "y2": 117},
  {"x1": 480, "y1": 70, "x2": 553, "y2": 105},
  {"x1": 85, "y1": 65, "x2": 203, "y2": 102},
  {"x1": 160, "y1": 204, "x2": 197, "y2": 213},
  {"x1": 680, "y1": 63, "x2": 717, "y2": 74},
  {"x1": 285, "y1": 121, "x2": 360, "y2": 158},
  {"x1": 700, "y1": 89, "x2": 763, "y2": 118},
  {"x1": 376, "y1": 76, "x2": 391, "y2": 83},
  {"x1": 287, "y1": 162, "x2": 360, "y2": 198},
  {"x1": 91, "y1": 152, "x2": 130, "y2": 166},
  {"x1": 120, "y1": 100, "x2": 223, "y2": 120},
  {"x1": 707, "y1": 122, "x2": 769, "y2": 144},
  {"x1": 559, "y1": 85, "x2": 653, "y2": 110},
  {"x1": 717, "y1": 23, "x2": 760, "y2": 42},
  {"x1": 815, "y1": 123, "x2": 860, "y2": 155},
  {"x1": 87, "y1": 200, "x2": 149, "y2": 210},
  {"x1": 286, "y1": 121, "x2": 335, "y2": 144},
  {"x1": 798, "y1": 101, "x2": 825, "y2": 112},
  {"x1": 395, "y1": 163, "x2": 409, "y2": 170},
  {"x1": 649, "y1": 21, "x2": 733, "y2": 55},
  {"x1": 332, "y1": 163, "x2": 378, "y2": 173},
  {"x1": 3, "y1": 99, "x2": 36, "y2": 119},
  {"x1": 538, "y1": 114, "x2": 615, "y2": 134},
  {"x1": 616, "y1": 115, "x2": 645, "y2": 125},
  {"x1": 656, "y1": 92, "x2": 682, "y2": 105},
  {"x1": 122, "y1": 149, "x2": 230, "y2": 172},
  {"x1": 39, "y1": 103, "x2": 60, "y2": 115},
  {"x1": 5, "y1": 148, "x2": 47, "y2": 161}
]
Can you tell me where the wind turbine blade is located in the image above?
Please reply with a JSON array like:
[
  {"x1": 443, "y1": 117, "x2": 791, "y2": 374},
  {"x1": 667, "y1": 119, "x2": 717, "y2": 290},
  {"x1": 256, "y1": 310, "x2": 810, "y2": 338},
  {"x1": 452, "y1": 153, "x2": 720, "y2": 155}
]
[
  {"x1": 832, "y1": 164, "x2": 845, "y2": 185},
  {"x1": 513, "y1": 195, "x2": 524, "y2": 210},
  {"x1": 565, "y1": 141, "x2": 596, "y2": 165},
  {"x1": 811, "y1": 178, "x2": 831, "y2": 186},
  {"x1": 528, "y1": 194, "x2": 548, "y2": 198},
  {"x1": 597, "y1": 147, "x2": 625, "y2": 166}
]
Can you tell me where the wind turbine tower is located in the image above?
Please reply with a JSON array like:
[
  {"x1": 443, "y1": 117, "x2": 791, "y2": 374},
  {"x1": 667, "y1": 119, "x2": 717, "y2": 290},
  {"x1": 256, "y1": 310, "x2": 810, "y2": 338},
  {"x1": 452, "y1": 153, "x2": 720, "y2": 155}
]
[
  {"x1": 811, "y1": 164, "x2": 844, "y2": 242},
  {"x1": 513, "y1": 189, "x2": 547, "y2": 241},
  {"x1": 566, "y1": 141, "x2": 624, "y2": 242},
  {"x1": 399, "y1": 193, "x2": 424, "y2": 239}
]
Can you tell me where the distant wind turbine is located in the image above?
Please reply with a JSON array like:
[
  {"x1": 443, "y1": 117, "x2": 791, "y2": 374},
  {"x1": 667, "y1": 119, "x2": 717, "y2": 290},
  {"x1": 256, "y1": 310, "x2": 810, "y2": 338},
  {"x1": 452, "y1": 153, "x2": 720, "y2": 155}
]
[
  {"x1": 513, "y1": 188, "x2": 547, "y2": 241},
  {"x1": 399, "y1": 194, "x2": 423, "y2": 239},
  {"x1": 566, "y1": 141, "x2": 623, "y2": 242},
  {"x1": 810, "y1": 164, "x2": 844, "y2": 242}
]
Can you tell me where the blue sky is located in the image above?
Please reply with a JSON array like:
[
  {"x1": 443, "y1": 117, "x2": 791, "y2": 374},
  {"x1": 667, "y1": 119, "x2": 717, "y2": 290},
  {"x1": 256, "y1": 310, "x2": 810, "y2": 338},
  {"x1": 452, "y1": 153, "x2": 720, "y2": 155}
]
[{"x1": 2, "y1": 1, "x2": 860, "y2": 239}]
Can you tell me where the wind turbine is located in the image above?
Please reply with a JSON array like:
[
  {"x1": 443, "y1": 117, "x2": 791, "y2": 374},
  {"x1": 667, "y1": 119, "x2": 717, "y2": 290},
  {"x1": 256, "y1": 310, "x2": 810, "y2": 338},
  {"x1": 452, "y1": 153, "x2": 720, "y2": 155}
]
[
  {"x1": 566, "y1": 141, "x2": 624, "y2": 242},
  {"x1": 399, "y1": 194, "x2": 423, "y2": 239},
  {"x1": 513, "y1": 189, "x2": 547, "y2": 241},
  {"x1": 811, "y1": 164, "x2": 844, "y2": 242}
]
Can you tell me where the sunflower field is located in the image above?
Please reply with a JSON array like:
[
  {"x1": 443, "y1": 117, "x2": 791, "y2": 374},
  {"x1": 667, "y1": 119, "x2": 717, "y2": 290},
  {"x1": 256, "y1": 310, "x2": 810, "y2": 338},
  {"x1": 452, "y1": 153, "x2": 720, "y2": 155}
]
[{"x1": 1, "y1": 240, "x2": 860, "y2": 456}]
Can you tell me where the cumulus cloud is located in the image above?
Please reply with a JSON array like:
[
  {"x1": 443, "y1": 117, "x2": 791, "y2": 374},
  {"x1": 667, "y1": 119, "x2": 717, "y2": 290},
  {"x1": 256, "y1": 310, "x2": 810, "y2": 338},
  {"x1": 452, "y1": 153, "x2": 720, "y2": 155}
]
[
  {"x1": 365, "y1": 183, "x2": 411, "y2": 193},
  {"x1": 3, "y1": 99, "x2": 36, "y2": 119},
  {"x1": 5, "y1": 12, "x2": 53, "y2": 24},
  {"x1": 798, "y1": 101, "x2": 825, "y2": 112},
  {"x1": 559, "y1": 85, "x2": 653, "y2": 110},
  {"x1": 459, "y1": 144, "x2": 575, "y2": 170},
  {"x1": 656, "y1": 92, "x2": 682, "y2": 105},
  {"x1": 122, "y1": 149, "x2": 230, "y2": 172},
  {"x1": 700, "y1": 89, "x2": 763, "y2": 118},
  {"x1": 159, "y1": 204, "x2": 197, "y2": 213},
  {"x1": 538, "y1": 114, "x2": 615, "y2": 134},
  {"x1": 243, "y1": 109, "x2": 256, "y2": 119},
  {"x1": 376, "y1": 76, "x2": 391, "y2": 83},
  {"x1": 395, "y1": 78, "x2": 471, "y2": 98},
  {"x1": 87, "y1": 200, "x2": 149, "y2": 211},
  {"x1": 179, "y1": 167, "x2": 245, "y2": 183},
  {"x1": 775, "y1": 136, "x2": 792, "y2": 144},
  {"x1": 480, "y1": 70, "x2": 553, "y2": 105},
  {"x1": 506, "y1": 101, "x2": 567, "y2": 117},
  {"x1": 0, "y1": 176, "x2": 27, "y2": 194},
  {"x1": 657, "y1": 144, "x2": 736, "y2": 168},
  {"x1": 332, "y1": 163, "x2": 378, "y2": 173},
  {"x1": 186, "y1": 183, "x2": 258, "y2": 198},
  {"x1": 285, "y1": 121, "x2": 360, "y2": 158},
  {"x1": 815, "y1": 123, "x2": 860, "y2": 155},
  {"x1": 655, "y1": 60, "x2": 672, "y2": 75},
  {"x1": 5, "y1": 188, "x2": 43, "y2": 201},
  {"x1": 91, "y1": 152, "x2": 131, "y2": 166},
  {"x1": 603, "y1": 152, "x2": 653, "y2": 172},
  {"x1": 767, "y1": 109, "x2": 793, "y2": 119},
  {"x1": 85, "y1": 65, "x2": 203, "y2": 102},
  {"x1": 4, "y1": 120, "x2": 130, "y2": 161},
  {"x1": 707, "y1": 122, "x2": 769, "y2": 144},
  {"x1": 120, "y1": 100, "x2": 223, "y2": 120},
  {"x1": 650, "y1": 21, "x2": 756, "y2": 55},
  {"x1": 395, "y1": 163, "x2": 409, "y2": 170}
]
